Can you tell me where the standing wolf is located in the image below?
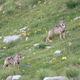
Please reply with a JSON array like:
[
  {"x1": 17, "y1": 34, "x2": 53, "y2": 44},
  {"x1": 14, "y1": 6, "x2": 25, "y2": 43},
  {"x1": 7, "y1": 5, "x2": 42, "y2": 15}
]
[
  {"x1": 46, "y1": 20, "x2": 66, "y2": 42},
  {"x1": 3, "y1": 52, "x2": 21, "y2": 70}
]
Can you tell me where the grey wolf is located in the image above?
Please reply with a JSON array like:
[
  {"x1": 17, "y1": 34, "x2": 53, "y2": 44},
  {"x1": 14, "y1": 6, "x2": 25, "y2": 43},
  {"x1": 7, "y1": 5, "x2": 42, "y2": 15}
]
[
  {"x1": 46, "y1": 20, "x2": 66, "y2": 42},
  {"x1": 3, "y1": 52, "x2": 21, "y2": 70}
]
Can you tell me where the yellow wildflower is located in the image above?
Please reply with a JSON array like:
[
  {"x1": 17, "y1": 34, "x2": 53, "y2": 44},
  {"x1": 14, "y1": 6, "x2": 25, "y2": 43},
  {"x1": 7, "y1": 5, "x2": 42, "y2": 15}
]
[
  {"x1": 28, "y1": 28, "x2": 29, "y2": 30},
  {"x1": 27, "y1": 33, "x2": 30, "y2": 35},
  {"x1": 51, "y1": 58, "x2": 57, "y2": 62},
  {"x1": 38, "y1": 46, "x2": 39, "y2": 48},
  {"x1": 69, "y1": 43, "x2": 71, "y2": 46},
  {"x1": 51, "y1": 50, "x2": 52, "y2": 51},
  {"x1": 38, "y1": 29, "x2": 41, "y2": 31},
  {"x1": 22, "y1": 30, "x2": 25, "y2": 33},
  {"x1": 62, "y1": 57, "x2": 67, "y2": 60},
  {"x1": 23, "y1": 33, "x2": 26, "y2": 36},
  {"x1": 44, "y1": 2, "x2": 46, "y2": 4},
  {"x1": 3, "y1": 46, "x2": 7, "y2": 49},
  {"x1": 35, "y1": 31, "x2": 37, "y2": 33},
  {"x1": 46, "y1": 31, "x2": 47, "y2": 33},
  {"x1": 64, "y1": 48, "x2": 65, "y2": 50},
  {"x1": 43, "y1": 28, "x2": 46, "y2": 30},
  {"x1": 38, "y1": 1, "x2": 41, "y2": 4},
  {"x1": 67, "y1": 16, "x2": 69, "y2": 17},
  {"x1": 46, "y1": 18, "x2": 47, "y2": 19},
  {"x1": 28, "y1": 22, "x2": 30, "y2": 23},
  {"x1": 34, "y1": 19, "x2": 36, "y2": 20},
  {"x1": 22, "y1": 56, "x2": 24, "y2": 59},
  {"x1": 49, "y1": 40, "x2": 52, "y2": 42},
  {"x1": 52, "y1": 58, "x2": 56, "y2": 61}
]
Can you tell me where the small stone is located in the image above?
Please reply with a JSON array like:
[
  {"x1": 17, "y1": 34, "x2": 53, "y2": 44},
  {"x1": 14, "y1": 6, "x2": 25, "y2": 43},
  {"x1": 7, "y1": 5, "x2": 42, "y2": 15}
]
[
  {"x1": 46, "y1": 46, "x2": 51, "y2": 49},
  {"x1": 54, "y1": 50, "x2": 61, "y2": 54},
  {"x1": 25, "y1": 37, "x2": 29, "y2": 41},
  {"x1": 34, "y1": 43, "x2": 39, "y2": 46}
]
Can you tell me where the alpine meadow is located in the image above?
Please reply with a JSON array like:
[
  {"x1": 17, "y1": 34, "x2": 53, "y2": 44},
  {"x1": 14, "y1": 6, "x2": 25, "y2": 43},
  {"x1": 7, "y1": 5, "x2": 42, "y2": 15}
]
[{"x1": 0, "y1": 0, "x2": 80, "y2": 80}]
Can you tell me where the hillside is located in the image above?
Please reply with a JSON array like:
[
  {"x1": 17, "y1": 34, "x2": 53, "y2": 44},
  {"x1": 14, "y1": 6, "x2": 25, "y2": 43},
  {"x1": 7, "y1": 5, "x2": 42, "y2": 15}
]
[{"x1": 0, "y1": 0, "x2": 80, "y2": 80}]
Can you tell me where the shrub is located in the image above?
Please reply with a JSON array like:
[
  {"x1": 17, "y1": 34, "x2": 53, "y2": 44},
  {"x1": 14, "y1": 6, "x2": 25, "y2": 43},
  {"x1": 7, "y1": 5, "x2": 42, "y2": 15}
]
[
  {"x1": 25, "y1": 0, "x2": 44, "y2": 6},
  {"x1": 66, "y1": 68, "x2": 79, "y2": 78},
  {"x1": 35, "y1": 69, "x2": 54, "y2": 80},
  {"x1": 21, "y1": 0, "x2": 44, "y2": 9},
  {"x1": 6, "y1": 7, "x2": 16, "y2": 14},
  {"x1": 66, "y1": 0, "x2": 78, "y2": 9},
  {"x1": 6, "y1": 41, "x2": 16, "y2": 49},
  {"x1": 35, "y1": 44, "x2": 50, "y2": 49},
  {"x1": 0, "y1": 0, "x2": 6, "y2": 4}
]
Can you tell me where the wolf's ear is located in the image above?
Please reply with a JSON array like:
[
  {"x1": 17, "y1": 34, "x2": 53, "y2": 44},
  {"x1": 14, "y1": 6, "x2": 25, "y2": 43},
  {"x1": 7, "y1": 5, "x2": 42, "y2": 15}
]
[
  {"x1": 16, "y1": 53, "x2": 18, "y2": 55},
  {"x1": 59, "y1": 20, "x2": 61, "y2": 22},
  {"x1": 16, "y1": 52, "x2": 22, "y2": 55},
  {"x1": 63, "y1": 19, "x2": 65, "y2": 21}
]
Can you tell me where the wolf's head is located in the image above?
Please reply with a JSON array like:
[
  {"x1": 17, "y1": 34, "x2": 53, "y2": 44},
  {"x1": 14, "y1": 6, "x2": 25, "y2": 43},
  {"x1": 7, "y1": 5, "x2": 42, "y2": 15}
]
[
  {"x1": 59, "y1": 20, "x2": 66, "y2": 28},
  {"x1": 16, "y1": 52, "x2": 22, "y2": 60}
]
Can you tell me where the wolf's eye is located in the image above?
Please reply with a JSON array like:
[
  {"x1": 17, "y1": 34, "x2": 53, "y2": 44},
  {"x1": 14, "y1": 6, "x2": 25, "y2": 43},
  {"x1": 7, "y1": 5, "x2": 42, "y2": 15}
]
[{"x1": 62, "y1": 24, "x2": 64, "y2": 26}]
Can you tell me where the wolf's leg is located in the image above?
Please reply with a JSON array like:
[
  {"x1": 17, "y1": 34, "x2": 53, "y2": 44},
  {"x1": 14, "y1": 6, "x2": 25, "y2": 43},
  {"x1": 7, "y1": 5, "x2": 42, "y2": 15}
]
[
  {"x1": 17, "y1": 62, "x2": 20, "y2": 69},
  {"x1": 60, "y1": 31, "x2": 62, "y2": 39},
  {"x1": 18, "y1": 64, "x2": 20, "y2": 69},
  {"x1": 46, "y1": 30, "x2": 53, "y2": 42},
  {"x1": 63, "y1": 31, "x2": 65, "y2": 38},
  {"x1": 14, "y1": 63, "x2": 16, "y2": 69},
  {"x1": 8, "y1": 63, "x2": 11, "y2": 69},
  {"x1": 46, "y1": 36, "x2": 50, "y2": 42},
  {"x1": 3, "y1": 63, "x2": 8, "y2": 70}
]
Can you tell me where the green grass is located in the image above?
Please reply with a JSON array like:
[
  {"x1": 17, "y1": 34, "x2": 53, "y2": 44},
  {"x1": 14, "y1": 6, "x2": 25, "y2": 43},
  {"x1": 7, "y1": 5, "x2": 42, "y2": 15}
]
[{"x1": 0, "y1": 0, "x2": 80, "y2": 80}]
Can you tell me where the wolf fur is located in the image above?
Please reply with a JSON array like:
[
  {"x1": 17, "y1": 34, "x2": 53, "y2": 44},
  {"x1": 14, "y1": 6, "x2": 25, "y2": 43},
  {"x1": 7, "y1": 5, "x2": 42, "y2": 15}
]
[
  {"x1": 46, "y1": 20, "x2": 66, "y2": 42},
  {"x1": 3, "y1": 52, "x2": 21, "y2": 70}
]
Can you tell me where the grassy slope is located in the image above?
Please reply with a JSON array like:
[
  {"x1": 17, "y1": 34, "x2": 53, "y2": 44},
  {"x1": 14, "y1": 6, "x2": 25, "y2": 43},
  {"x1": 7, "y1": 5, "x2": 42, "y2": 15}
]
[{"x1": 0, "y1": 0, "x2": 80, "y2": 80}]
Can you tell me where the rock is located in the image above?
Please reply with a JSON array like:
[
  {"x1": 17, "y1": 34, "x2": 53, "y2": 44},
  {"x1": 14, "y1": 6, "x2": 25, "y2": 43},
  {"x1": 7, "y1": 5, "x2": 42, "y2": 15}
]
[
  {"x1": 54, "y1": 50, "x2": 61, "y2": 54},
  {"x1": 0, "y1": 36, "x2": 2, "y2": 39},
  {"x1": 74, "y1": 17, "x2": 80, "y2": 20},
  {"x1": 43, "y1": 76, "x2": 67, "y2": 80},
  {"x1": 53, "y1": 50, "x2": 62, "y2": 56},
  {"x1": 0, "y1": 6, "x2": 2, "y2": 11},
  {"x1": 3, "y1": 35, "x2": 20, "y2": 43},
  {"x1": 20, "y1": 27, "x2": 27, "y2": 31},
  {"x1": 12, "y1": 75, "x2": 21, "y2": 80},
  {"x1": 6, "y1": 76, "x2": 13, "y2": 80},
  {"x1": 46, "y1": 46, "x2": 51, "y2": 49},
  {"x1": 50, "y1": 23, "x2": 54, "y2": 25},
  {"x1": 25, "y1": 37, "x2": 29, "y2": 41},
  {"x1": 23, "y1": 64, "x2": 29, "y2": 67},
  {"x1": 6, "y1": 75, "x2": 21, "y2": 80},
  {"x1": 34, "y1": 43, "x2": 39, "y2": 46}
]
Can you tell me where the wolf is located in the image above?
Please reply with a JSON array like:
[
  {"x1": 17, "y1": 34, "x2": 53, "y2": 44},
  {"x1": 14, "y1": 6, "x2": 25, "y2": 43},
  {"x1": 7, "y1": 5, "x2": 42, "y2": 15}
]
[
  {"x1": 3, "y1": 52, "x2": 21, "y2": 70},
  {"x1": 46, "y1": 20, "x2": 66, "y2": 42}
]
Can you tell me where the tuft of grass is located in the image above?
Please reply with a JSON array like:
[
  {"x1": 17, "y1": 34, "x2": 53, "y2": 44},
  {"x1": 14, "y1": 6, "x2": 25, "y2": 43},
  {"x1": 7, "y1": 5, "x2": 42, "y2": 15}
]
[
  {"x1": 35, "y1": 44, "x2": 50, "y2": 49},
  {"x1": 66, "y1": 68, "x2": 79, "y2": 78},
  {"x1": 6, "y1": 41, "x2": 16, "y2": 49},
  {"x1": 66, "y1": 0, "x2": 78, "y2": 9},
  {"x1": 6, "y1": 8, "x2": 16, "y2": 14},
  {"x1": 35, "y1": 69, "x2": 55, "y2": 80},
  {"x1": 0, "y1": 0, "x2": 6, "y2": 4}
]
